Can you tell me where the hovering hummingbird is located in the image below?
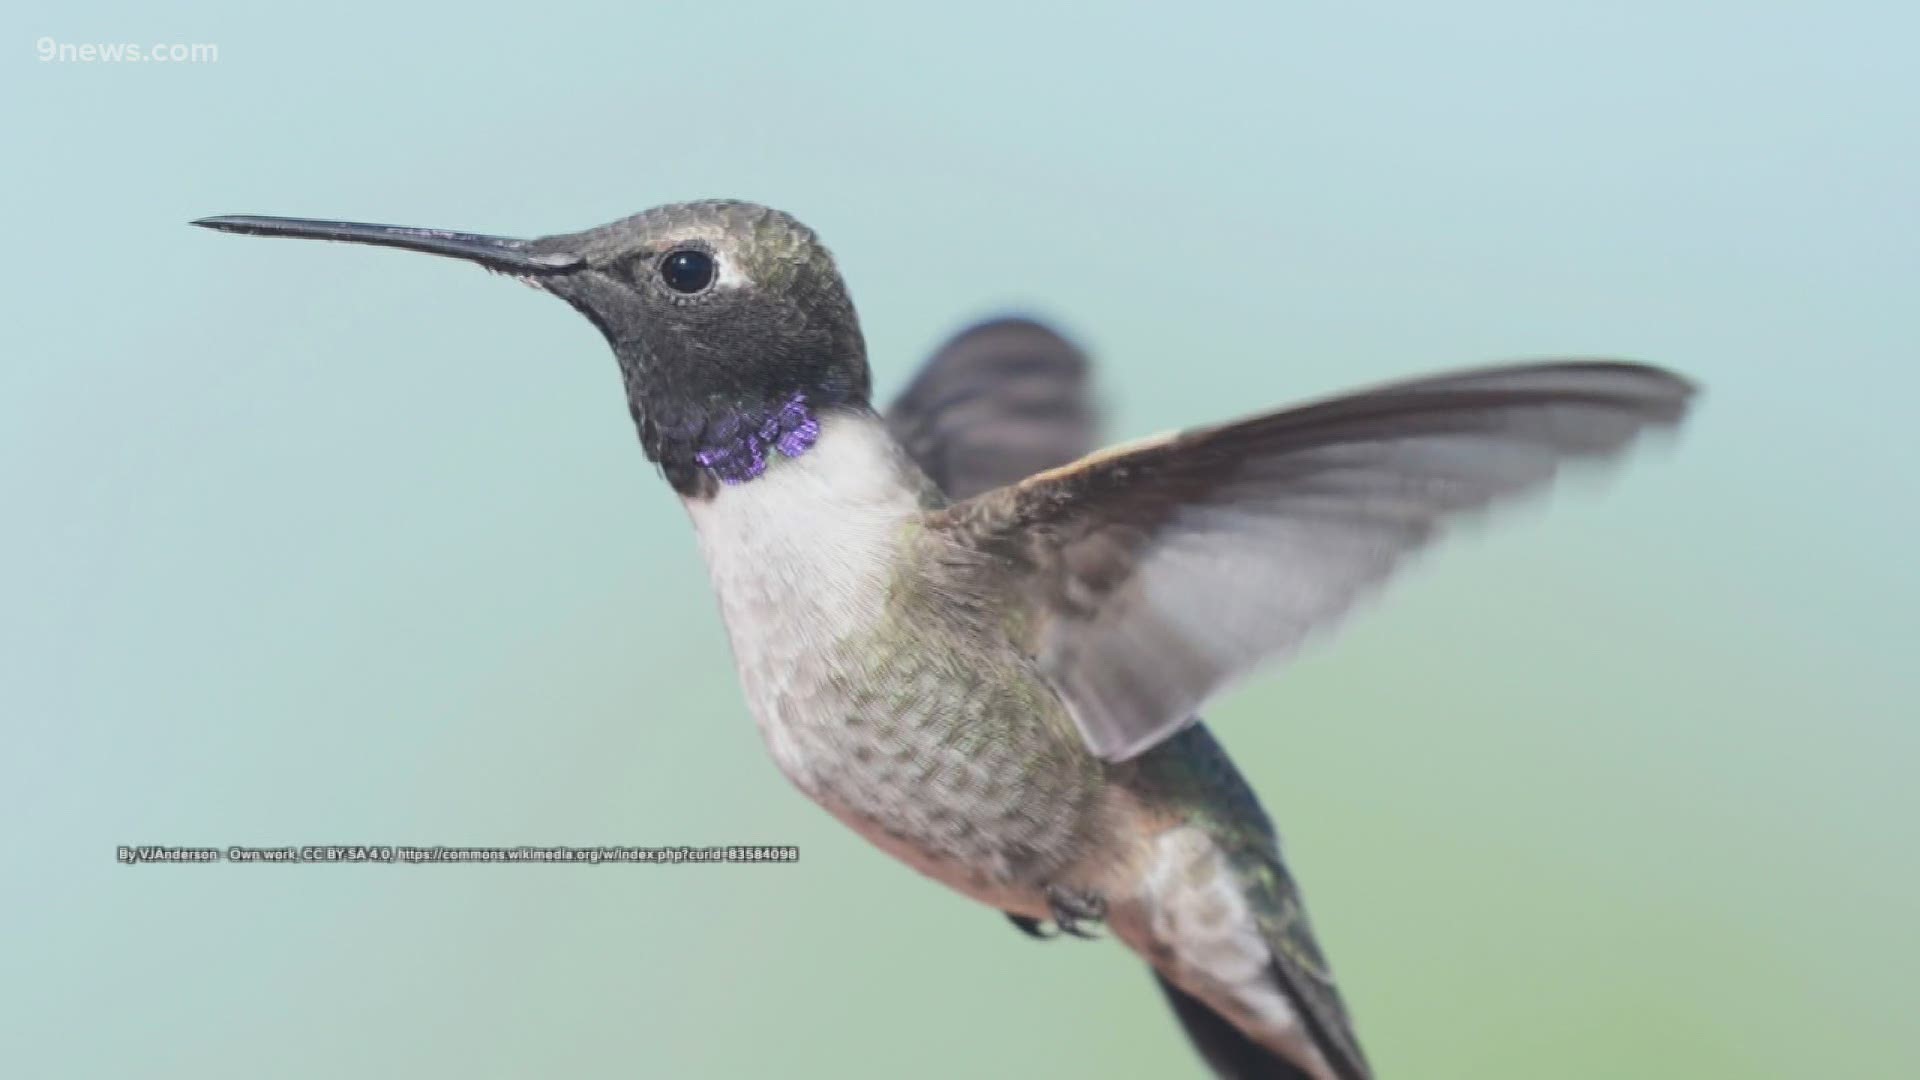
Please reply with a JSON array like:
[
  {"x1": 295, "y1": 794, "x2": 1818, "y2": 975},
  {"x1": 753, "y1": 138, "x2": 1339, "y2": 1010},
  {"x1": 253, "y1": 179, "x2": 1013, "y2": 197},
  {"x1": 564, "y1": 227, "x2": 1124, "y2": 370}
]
[{"x1": 194, "y1": 200, "x2": 1694, "y2": 1079}]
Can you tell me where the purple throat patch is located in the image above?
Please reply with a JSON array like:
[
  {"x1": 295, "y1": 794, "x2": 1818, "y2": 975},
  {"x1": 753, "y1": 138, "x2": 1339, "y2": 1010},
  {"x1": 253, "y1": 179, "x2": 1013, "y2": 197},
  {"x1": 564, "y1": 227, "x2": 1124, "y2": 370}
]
[{"x1": 691, "y1": 393, "x2": 822, "y2": 484}]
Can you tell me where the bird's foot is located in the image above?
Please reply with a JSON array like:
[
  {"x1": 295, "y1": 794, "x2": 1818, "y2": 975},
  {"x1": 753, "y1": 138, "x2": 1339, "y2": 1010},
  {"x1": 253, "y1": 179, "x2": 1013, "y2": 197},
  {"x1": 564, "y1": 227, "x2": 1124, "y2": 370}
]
[
  {"x1": 1003, "y1": 887, "x2": 1108, "y2": 941},
  {"x1": 1044, "y1": 884, "x2": 1107, "y2": 939}
]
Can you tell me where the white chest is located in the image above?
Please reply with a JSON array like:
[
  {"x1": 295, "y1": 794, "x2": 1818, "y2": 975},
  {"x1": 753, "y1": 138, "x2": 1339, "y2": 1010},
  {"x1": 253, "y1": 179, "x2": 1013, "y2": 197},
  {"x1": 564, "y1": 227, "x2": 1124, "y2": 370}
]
[{"x1": 682, "y1": 415, "x2": 922, "y2": 787}]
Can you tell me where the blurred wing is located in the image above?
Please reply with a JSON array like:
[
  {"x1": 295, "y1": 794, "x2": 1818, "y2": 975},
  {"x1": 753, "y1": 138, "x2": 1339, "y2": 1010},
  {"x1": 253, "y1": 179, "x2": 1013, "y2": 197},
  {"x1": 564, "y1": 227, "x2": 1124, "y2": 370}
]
[
  {"x1": 886, "y1": 317, "x2": 1099, "y2": 499},
  {"x1": 933, "y1": 361, "x2": 1697, "y2": 761}
]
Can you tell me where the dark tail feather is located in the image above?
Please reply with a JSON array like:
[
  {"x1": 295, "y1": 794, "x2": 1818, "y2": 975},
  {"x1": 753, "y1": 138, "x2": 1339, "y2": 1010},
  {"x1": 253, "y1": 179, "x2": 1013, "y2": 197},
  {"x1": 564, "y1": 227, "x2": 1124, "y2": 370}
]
[{"x1": 1154, "y1": 974, "x2": 1315, "y2": 1080}]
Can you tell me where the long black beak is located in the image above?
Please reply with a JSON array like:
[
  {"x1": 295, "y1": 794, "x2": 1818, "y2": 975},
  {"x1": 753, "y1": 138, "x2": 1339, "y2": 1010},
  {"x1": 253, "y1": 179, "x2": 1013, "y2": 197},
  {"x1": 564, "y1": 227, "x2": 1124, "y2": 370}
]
[{"x1": 190, "y1": 215, "x2": 584, "y2": 274}]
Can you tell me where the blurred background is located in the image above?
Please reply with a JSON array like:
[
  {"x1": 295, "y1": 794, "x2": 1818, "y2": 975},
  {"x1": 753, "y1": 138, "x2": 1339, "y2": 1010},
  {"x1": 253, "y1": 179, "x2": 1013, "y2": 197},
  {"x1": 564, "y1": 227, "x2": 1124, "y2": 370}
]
[{"x1": 6, "y1": 3, "x2": 1916, "y2": 1077}]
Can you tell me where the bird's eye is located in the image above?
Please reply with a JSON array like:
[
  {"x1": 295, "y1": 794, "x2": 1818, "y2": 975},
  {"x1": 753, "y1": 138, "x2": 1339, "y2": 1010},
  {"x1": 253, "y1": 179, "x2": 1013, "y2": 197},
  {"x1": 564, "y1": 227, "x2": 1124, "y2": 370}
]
[{"x1": 659, "y1": 249, "x2": 715, "y2": 293}]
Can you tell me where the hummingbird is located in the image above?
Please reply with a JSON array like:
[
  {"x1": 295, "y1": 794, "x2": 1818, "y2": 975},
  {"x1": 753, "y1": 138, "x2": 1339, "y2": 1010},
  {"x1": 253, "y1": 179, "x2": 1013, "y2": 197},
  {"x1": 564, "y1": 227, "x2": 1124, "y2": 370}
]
[{"x1": 193, "y1": 200, "x2": 1695, "y2": 1079}]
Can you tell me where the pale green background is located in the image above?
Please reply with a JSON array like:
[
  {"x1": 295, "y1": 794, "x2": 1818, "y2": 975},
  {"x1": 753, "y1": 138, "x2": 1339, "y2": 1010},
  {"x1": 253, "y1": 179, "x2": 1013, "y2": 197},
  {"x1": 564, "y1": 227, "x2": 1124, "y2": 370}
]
[{"x1": 6, "y1": 3, "x2": 1916, "y2": 1077}]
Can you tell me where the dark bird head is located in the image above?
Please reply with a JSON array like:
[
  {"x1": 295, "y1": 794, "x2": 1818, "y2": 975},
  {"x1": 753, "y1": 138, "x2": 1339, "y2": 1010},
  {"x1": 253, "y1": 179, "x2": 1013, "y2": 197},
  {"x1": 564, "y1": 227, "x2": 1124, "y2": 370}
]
[{"x1": 193, "y1": 200, "x2": 871, "y2": 496}]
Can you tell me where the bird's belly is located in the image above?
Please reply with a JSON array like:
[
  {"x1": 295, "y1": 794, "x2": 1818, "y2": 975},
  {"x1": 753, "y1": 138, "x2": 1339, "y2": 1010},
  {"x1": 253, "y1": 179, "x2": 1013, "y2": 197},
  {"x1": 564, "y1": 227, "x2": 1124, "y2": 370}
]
[
  {"x1": 730, "y1": 625, "x2": 1095, "y2": 911},
  {"x1": 682, "y1": 430, "x2": 1097, "y2": 913},
  {"x1": 820, "y1": 797, "x2": 1050, "y2": 916}
]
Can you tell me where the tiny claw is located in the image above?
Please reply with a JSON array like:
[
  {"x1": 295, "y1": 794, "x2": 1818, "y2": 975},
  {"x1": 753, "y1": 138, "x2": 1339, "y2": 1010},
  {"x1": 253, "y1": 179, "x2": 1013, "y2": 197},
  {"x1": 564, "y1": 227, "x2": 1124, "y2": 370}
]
[
  {"x1": 1045, "y1": 885, "x2": 1107, "y2": 940},
  {"x1": 1006, "y1": 913, "x2": 1057, "y2": 940}
]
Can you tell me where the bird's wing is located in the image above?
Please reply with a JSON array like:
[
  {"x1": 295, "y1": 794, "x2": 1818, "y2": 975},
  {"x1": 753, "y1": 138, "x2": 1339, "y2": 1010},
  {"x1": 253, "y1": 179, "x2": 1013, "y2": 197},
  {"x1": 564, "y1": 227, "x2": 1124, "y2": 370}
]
[
  {"x1": 929, "y1": 361, "x2": 1696, "y2": 762},
  {"x1": 885, "y1": 317, "x2": 1099, "y2": 500}
]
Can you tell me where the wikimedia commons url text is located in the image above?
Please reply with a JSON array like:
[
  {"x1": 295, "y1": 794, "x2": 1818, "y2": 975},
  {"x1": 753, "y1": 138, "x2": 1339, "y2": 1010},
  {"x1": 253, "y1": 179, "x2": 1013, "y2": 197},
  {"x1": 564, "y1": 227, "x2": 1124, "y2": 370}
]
[{"x1": 118, "y1": 845, "x2": 799, "y2": 866}]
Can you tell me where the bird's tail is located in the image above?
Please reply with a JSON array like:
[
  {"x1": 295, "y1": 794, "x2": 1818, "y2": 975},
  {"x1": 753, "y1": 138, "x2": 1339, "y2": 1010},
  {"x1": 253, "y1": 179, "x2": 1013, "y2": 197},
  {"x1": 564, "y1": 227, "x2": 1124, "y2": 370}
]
[
  {"x1": 1122, "y1": 728, "x2": 1371, "y2": 1079},
  {"x1": 1154, "y1": 972, "x2": 1321, "y2": 1080}
]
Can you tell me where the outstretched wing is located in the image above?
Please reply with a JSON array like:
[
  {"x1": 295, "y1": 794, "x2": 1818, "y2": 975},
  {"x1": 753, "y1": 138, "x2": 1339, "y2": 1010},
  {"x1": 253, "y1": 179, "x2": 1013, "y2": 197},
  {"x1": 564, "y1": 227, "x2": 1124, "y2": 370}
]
[
  {"x1": 931, "y1": 361, "x2": 1696, "y2": 762},
  {"x1": 885, "y1": 317, "x2": 1098, "y2": 499}
]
